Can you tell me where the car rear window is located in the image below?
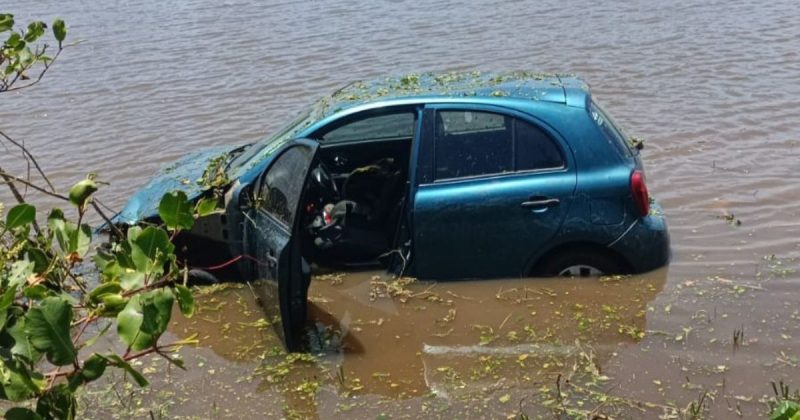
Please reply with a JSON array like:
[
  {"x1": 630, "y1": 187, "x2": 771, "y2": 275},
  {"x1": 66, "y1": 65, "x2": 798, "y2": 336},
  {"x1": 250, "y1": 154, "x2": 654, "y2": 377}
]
[
  {"x1": 515, "y1": 119, "x2": 564, "y2": 171},
  {"x1": 590, "y1": 101, "x2": 633, "y2": 158}
]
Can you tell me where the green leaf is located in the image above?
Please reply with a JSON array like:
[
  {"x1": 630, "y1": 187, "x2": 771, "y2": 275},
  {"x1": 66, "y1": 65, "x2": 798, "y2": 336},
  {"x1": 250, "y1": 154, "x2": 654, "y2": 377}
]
[
  {"x1": 49, "y1": 218, "x2": 91, "y2": 257},
  {"x1": 99, "y1": 354, "x2": 149, "y2": 387},
  {"x1": 772, "y1": 401, "x2": 800, "y2": 420},
  {"x1": 5, "y1": 204, "x2": 35, "y2": 229},
  {"x1": 5, "y1": 407, "x2": 44, "y2": 420},
  {"x1": 174, "y1": 285, "x2": 195, "y2": 317},
  {"x1": 23, "y1": 21, "x2": 45, "y2": 43},
  {"x1": 68, "y1": 353, "x2": 107, "y2": 389},
  {"x1": 0, "y1": 284, "x2": 17, "y2": 311},
  {"x1": 67, "y1": 178, "x2": 97, "y2": 210},
  {"x1": 88, "y1": 282, "x2": 122, "y2": 306},
  {"x1": 140, "y1": 289, "x2": 173, "y2": 336},
  {"x1": 8, "y1": 317, "x2": 42, "y2": 363},
  {"x1": 0, "y1": 285, "x2": 16, "y2": 330},
  {"x1": 0, "y1": 14, "x2": 14, "y2": 33},
  {"x1": 35, "y1": 383, "x2": 75, "y2": 420},
  {"x1": 119, "y1": 269, "x2": 145, "y2": 291},
  {"x1": 116, "y1": 295, "x2": 154, "y2": 351},
  {"x1": 130, "y1": 226, "x2": 173, "y2": 275},
  {"x1": 23, "y1": 284, "x2": 50, "y2": 300},
  {"x1": 7, "y1": 261, "x2": 34, "y2": 290},
  {"x1": 195, "y1": 197, "x2": 219, "y2": 217},
  {"x1": 51, "y1": 19, "x2": 66, "y2": 45},
  {"x1": 0, "y1": 355, "x2": 44, "y2": 401},
  {"x1": 26, "y1": 248, "x2": 50, "y2": 275},
  {"x1": 5, "y1": 33, "x2": 21, "y2": 49},
  {"x1": 158, "y1": 191, "x2": 194, "y2": 231},
  {"x1": 98, "y1": 294, "x2": 128, "y2": 317},
  {"x1": 24, "y1": 297, "x2": 76, "y2": 366}
]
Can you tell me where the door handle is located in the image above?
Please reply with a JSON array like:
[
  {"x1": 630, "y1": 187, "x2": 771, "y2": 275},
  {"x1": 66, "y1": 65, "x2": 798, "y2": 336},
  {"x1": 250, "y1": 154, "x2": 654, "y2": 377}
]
[{"x1": 520, "y1": 197, "x2": 560, "y2": 210}]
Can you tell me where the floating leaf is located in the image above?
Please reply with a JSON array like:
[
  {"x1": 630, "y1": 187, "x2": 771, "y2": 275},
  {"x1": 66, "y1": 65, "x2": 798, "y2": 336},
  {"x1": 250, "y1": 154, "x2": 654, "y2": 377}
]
[
  {"x1": 158, "y1": 191, "x2": 194, "y2": 231},
  {"x1": 24, "y1": 297, "x2": 76, "y2": 366},
  {"x1": 5, "y1": 204, "x2": 35, "y2": 229}
]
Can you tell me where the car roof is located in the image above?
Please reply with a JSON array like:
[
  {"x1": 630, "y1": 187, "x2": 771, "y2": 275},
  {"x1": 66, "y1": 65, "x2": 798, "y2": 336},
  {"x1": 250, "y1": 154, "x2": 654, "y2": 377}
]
[{"x1": 311, "y1": 71, "x2": 591, "y2": 120}]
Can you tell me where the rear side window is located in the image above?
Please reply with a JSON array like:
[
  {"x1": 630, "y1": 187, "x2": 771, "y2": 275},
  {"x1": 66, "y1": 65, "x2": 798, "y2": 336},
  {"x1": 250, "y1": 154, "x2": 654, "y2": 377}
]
[
  {"x1": 321, "y1": 112, "x2": 415, "y2": 143},
  {"x1": 259, "y1": 146, "x2": 312, "y2": 227},
  {"x1": 515, "y1": 120, "x2": 564, "y2": 171},
  {"x1": 434, "y1": 111, "x2": 512, "y2": 180},
  {"x1": 590, "y1": 101, "x2": 633, "y2": 157},
  {"x1": 433, "y1": 110, "x2": 564, "y2": 181}
]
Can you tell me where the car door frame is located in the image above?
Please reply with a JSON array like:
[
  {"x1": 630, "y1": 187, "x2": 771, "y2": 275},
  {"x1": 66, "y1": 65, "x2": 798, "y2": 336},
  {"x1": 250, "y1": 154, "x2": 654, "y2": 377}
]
[
  {"x1": 244, "y1": 138, "x2": 319, "y2": 352},
  {"x1": 410, "y1": 103, "x2": 577, "y2": 279}
]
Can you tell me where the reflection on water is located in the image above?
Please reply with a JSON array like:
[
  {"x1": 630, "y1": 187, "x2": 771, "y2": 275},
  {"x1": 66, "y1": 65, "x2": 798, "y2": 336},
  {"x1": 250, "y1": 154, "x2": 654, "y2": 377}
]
[{"x1": 90, "y1": 270, "x2": 667, "y2": 418}]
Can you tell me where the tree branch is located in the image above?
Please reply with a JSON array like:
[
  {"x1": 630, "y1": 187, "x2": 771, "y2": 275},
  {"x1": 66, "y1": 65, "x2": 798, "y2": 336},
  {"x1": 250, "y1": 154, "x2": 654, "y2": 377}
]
[
  {"x1": 0, "y1": 169, "x2": 69, "y2": 201},
  {"x1": 0, "y1": 129, "x2": 56, "y2": 192}
]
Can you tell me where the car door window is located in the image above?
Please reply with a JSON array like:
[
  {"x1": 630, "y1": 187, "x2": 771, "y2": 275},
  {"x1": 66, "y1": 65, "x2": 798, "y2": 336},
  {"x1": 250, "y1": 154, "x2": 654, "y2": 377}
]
[
  {"x1": 320, "y1": 112, "x2": 415, "y2": 143},
  {"x1": 258, "y1": 146, "x2": 312, "y2": 227},
  {"x1": 515, "y1": 119, "x2": 564, "y2": 171},
  {"x1": 434, "y1": 110, "x2": 512, "y2": 180}
]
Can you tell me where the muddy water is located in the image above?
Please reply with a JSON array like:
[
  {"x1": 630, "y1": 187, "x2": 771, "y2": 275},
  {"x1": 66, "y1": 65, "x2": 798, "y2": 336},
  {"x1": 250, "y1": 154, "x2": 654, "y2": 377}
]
[{"x1": 3, "y1": 0, "x2": 800, "y2": 418}]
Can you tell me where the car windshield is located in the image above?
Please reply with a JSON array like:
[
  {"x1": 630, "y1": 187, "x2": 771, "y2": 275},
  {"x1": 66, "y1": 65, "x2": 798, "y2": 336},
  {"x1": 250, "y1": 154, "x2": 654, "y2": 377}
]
[
  {"x1": 227, "y1": 110, "x2": 317, "y2": 173},
  {"x1": 590, "y1": 100, "x2": 635, "y2": 157}
]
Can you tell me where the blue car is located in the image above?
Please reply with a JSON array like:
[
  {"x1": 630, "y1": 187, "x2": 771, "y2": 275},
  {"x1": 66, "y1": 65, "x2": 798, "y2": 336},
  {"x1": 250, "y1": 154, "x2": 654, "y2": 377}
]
[{"x1": 118, "y1": 71, "x2": 669, "y2": 350}]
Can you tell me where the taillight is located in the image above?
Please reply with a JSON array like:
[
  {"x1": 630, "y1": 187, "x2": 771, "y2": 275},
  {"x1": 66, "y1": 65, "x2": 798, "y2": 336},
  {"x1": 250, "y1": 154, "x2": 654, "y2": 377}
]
[{"x1": 630, "y1": 170, "x2": 650, "y2": 217}]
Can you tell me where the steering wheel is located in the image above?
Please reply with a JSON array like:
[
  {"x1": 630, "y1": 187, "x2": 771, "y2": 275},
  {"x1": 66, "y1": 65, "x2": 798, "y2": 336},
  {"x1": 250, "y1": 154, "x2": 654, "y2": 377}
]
[{"x1": 311, "y1": 162, "x2": 339, "y2": 200}]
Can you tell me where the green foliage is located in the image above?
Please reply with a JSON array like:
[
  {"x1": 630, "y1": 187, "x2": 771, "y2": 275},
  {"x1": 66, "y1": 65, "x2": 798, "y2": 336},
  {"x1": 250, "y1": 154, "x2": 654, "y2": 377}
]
[
  {"x1": 67, "y1": 176, "x2": 97, "y2": 211},
  {"x1": 4, "y1": 204, "x2": 34, "y2": 230},
  {"x1": 194, "y1": 196, "x2": 220, "y2": 217},
  {"x1": 24, "y1": 297, "x2": 76, "y2": 366},
  {"x1": 770, "y1": 401, "x2": 800, "y2": 420},
  {"x1": 0, "y1": 14, "x2": 208, "y2": 417},
  {"x1": 1, "y1": 14, "x2": 67, "y2": 92},
  {"x1": 1, "y1": 176, "x2": 199, "y2": 415},
  {"x1": 158, "y1": 191, "x2": 194, "y2": 231}
]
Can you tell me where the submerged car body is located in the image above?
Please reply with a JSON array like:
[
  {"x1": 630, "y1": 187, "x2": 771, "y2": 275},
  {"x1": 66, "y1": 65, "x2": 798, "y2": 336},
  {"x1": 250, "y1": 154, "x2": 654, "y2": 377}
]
[{"x1": 117, "y1": 71, "x2": 670, "y2": 350}]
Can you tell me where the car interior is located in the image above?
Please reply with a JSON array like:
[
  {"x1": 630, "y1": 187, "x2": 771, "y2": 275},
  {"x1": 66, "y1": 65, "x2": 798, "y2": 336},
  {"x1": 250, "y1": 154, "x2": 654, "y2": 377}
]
[{"x1": 299, "y1": 114, "x2": 415, "y2": 270}]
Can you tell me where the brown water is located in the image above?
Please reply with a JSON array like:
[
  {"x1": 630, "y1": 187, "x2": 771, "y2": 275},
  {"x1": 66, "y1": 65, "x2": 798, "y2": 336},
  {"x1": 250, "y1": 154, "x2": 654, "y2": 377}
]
[{"x1": 3, "y1": 0, "x2": 800, "y2": 418}]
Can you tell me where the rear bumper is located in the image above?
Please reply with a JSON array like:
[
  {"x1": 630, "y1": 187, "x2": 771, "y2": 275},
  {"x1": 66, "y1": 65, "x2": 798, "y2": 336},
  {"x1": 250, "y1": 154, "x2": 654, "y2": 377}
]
[{"x1": 609, "y1": 203, "x2": 670, "y2": 273}]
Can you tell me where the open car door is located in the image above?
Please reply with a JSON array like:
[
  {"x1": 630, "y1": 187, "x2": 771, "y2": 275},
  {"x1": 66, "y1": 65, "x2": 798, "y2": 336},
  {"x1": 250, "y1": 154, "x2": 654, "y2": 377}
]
[{"x1": 245, "y1": 139, "x2": 318, "y2": 351}]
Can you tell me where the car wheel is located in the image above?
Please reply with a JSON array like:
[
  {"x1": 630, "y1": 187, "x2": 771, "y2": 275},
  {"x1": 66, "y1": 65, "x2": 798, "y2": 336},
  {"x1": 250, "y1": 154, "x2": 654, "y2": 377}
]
[{"x1": 537, "y1": 250, "x2": 624, "y2": 277}]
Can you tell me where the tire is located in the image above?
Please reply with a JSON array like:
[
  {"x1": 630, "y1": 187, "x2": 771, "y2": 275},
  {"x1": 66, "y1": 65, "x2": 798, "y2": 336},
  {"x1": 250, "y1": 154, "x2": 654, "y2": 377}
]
[
  {"x1": 537, "y1": 250, "x2": 625, "y2": 277},
  {"x1": 187, "y1": 269, "x2": 221, "y2": 285}
]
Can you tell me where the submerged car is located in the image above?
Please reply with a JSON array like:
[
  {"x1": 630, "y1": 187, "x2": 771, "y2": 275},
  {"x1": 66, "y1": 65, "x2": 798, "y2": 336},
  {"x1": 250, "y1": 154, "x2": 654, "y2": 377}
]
[{"x1": 117, "y1": 71, "x2": 669, "y2": 350}]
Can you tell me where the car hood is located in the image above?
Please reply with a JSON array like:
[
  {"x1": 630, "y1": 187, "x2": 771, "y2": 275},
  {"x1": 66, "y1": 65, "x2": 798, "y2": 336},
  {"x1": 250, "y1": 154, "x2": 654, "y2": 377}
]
[{"x1": 114, "y1": 145, "x2": 242, "y2": 225}]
